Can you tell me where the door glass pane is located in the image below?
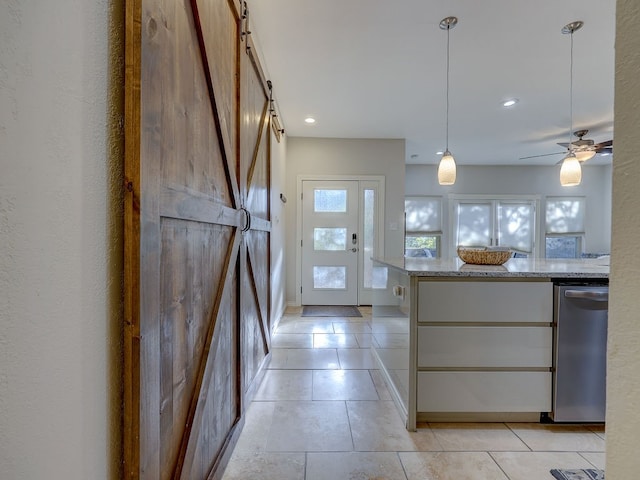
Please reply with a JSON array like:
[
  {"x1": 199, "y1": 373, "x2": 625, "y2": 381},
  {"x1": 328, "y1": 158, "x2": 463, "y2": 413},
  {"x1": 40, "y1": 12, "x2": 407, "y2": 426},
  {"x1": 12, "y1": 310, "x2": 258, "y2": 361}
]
[
  {"x1": 456, "y1": 203, "x2": 491, "y2": 246},
  {"x1": 363, "y1": 189, "x2": 375, "y2": 288},
  {"x1": 313, "y1": 266, "x2": 347, "y2": 289},
  {"x1": 314, "y1": 189, "x2": 347, "y2": 212},
  {"x1": 498, "y1": 202, "x2": 534, "y2": 253},
  {"x1": 371, "y1": 266, "x2": 388, "y2": 289},
  {"x1": 314, "y1": 228, "x2": 347, "y2": 251}
]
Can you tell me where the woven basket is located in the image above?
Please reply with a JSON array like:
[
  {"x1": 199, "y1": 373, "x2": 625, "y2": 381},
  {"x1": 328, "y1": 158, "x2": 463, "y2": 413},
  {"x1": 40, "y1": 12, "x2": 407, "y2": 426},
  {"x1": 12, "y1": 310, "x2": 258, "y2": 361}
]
[{"x1": 457, "y1": 247, "x2": 512, "y2": 265}]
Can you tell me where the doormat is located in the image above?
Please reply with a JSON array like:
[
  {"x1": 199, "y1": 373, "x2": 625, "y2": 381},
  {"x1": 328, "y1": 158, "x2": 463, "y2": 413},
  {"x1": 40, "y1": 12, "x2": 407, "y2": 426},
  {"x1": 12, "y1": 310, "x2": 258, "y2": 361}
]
[
  {"x1": 550, "y1": 469, "x2": 605, "y2": 480},
  {"x1": 302, "y1": 305, "x2": 362, "y2": 317}
]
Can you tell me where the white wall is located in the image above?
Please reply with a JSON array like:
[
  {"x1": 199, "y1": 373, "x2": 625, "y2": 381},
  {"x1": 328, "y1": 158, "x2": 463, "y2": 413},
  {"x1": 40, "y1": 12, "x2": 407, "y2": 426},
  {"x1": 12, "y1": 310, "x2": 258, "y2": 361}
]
[
  {"x1": 608, "y1": 0, "x2": 640, "y2": 476},
  {"x1": 285, "y1": 137, "x2": 405, "y2": 305},
  {"x1": 270, "y1": 133, "x2": 287, "y2": 324},
  {"x1": 0, "y1": 1, "x2": 123, "y2": 478},
  {"x1": 406, "y1": 164, "x2": 612, "y2": 257}
]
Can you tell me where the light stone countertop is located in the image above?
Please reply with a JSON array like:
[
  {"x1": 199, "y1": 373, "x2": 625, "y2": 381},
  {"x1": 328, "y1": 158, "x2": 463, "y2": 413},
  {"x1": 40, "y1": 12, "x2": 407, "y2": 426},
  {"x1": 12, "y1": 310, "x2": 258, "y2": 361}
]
[{"x1": 373, "y1": 257, "x2": 609, "y2": 279}]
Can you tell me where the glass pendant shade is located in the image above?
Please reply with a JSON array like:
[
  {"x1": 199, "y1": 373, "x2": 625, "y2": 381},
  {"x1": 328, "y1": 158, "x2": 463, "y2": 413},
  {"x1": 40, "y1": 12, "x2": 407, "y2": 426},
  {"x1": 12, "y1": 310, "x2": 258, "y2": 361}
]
[
  {"x1": 438, "y1": 150, "x2": 457, "y2": 185},
  {"x1": 560, "y1": 153, "x2": 582, "y2": 186},
  {"x1": 574, "y1": 148, "x2": 596, "y2": 162}
]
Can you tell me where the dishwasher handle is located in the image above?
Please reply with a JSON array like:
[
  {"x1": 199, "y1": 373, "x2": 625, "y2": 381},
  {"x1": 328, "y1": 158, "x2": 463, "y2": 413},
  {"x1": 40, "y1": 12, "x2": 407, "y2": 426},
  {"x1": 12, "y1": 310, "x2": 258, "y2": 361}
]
[{"x1": 564, "y1": 289, "x2": 609, "y2": 302}]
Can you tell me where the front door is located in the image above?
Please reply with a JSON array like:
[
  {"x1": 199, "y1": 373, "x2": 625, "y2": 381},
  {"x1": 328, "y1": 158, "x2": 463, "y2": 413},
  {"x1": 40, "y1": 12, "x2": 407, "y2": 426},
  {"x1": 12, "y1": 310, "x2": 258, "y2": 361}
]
[{"x1": 301, "y1": 180, "x2": 359, "y2": 305}]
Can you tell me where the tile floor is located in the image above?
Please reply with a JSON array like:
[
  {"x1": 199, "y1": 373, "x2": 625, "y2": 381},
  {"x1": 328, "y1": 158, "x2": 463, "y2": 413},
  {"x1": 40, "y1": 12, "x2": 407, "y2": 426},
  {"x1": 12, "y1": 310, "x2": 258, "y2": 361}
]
[{"x1": 222, "y1": 306, "x2": 605, "y2": 480}]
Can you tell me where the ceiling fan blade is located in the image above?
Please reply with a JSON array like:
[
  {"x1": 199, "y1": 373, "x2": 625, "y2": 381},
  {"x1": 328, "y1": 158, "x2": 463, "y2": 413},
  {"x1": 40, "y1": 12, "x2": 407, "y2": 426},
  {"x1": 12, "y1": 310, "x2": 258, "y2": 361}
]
[
  {"x1": 557, "y1": 142, "x2": 570, "y2": 148},
  {"x1": 595, "y1": 139, "x2": 613, "y2": 149},
  {"x1": 519, "y1": 151, "x2": 566, "y2": 160},
  {"x1": 597, "y1": 146, "x2": 613, "y2": 155}
]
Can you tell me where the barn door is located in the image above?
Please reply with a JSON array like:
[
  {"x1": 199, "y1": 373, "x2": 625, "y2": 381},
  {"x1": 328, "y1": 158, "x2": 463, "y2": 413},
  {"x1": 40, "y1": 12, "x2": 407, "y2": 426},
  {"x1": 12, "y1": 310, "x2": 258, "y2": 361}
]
[
  {"x1": 239, "y1": 21, "x2": 272, "y2": 401},
  {"x1": 123, "y1": 0, "x2": 271, "y2": 478}
]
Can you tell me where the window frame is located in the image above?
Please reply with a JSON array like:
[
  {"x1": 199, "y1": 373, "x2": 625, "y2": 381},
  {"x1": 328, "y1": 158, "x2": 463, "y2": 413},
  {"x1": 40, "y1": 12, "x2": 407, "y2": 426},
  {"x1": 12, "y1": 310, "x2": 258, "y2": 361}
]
[
  {"x1": 404, "y1": 196, "x2": 443, "y2": 258},
  {"x1": 544, "y1": 196, "x2": 586, "y2": 258},
  {"x1": 449, "y1": 194, "x2": 540, "y2": 257}
]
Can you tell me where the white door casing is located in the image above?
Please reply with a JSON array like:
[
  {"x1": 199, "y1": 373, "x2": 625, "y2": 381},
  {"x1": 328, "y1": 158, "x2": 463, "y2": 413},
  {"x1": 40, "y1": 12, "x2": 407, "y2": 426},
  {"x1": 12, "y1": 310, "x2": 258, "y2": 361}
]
[{"x1": 297, "y1": 176, "x2": 385, "y2": 306}]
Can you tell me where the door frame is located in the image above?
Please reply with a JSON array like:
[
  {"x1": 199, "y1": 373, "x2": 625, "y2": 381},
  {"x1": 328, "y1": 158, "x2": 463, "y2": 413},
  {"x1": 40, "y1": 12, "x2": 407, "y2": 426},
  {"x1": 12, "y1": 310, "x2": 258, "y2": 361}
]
[{"x1": 295, "y1": 174, "x2": 385, "y2": 306}]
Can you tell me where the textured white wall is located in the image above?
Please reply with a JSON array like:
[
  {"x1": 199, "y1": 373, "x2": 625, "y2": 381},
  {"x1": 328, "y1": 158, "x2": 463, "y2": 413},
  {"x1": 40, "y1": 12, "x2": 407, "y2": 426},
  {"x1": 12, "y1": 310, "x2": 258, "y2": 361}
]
[
  {"x1": 0, "y1": 1, "x2": 123, "y2": 478},
  {"x1": 270, "y1": 133, "x2": 288, "y2": 323},
  {"x1": 284, "y1": 137, "x2": 405, "y2": 304},
  {"x1": 406, "y1": 164, "x2": 612, "y2": 257},
  {"x1": 607, "y1": 0, "x2": 640, "y2": 476}
]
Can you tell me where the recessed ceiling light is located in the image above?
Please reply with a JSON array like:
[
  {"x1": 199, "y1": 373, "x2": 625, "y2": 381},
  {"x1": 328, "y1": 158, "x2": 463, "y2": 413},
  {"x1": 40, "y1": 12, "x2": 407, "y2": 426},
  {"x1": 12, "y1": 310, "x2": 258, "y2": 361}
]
[
  {"x1": 502, "y1": 99, "x2": 518, "y2": 107},
  {"x1": 304, "y1": 116, "x2": 316, "y2": 124}
]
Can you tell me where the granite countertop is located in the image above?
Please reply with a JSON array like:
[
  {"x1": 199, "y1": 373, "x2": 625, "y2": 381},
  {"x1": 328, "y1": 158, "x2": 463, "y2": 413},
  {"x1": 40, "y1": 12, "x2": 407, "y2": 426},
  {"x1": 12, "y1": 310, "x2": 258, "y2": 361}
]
[{"x1": 373, "y1": 257, "x2": 609, "y2": 278}]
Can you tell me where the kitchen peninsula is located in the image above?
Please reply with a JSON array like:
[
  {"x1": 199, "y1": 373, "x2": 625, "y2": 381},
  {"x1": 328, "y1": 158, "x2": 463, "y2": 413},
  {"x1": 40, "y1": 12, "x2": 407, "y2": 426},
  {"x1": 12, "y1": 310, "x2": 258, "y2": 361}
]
[{"x1": 371, "y1": 257, "x2": 609, "y2": 430}]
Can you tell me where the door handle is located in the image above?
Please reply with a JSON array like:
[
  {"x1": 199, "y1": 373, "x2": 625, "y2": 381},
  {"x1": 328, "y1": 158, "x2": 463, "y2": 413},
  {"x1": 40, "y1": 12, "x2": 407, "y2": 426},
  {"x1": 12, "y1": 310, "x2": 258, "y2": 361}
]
[
  {"x1": 564, "y1": 289, "x2": 609, "y2": 302},
  {"x1": 352, "y1": 233, "x2": 357, "y2": 245},
  {"x1": 351, "y1": 247, "x2": 358, "y2": 252}
]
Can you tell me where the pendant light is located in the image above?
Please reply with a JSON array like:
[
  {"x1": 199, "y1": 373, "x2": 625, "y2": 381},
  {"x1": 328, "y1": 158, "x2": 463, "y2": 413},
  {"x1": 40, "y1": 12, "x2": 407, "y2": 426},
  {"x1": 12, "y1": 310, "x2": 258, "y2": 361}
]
[
  {"x1": 438, "y1": 16, "x2": 458, "y2": 186},
  {"x1": 559, "y1": 21, "x2": 584, "y2": 187}
]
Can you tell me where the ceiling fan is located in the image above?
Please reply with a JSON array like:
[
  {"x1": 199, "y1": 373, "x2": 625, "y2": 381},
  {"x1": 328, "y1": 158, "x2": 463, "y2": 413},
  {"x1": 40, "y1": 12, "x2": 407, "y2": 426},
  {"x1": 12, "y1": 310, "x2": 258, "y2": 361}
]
[{"x1": 520, "y1": 129, "x2": 613, "y2": 161}]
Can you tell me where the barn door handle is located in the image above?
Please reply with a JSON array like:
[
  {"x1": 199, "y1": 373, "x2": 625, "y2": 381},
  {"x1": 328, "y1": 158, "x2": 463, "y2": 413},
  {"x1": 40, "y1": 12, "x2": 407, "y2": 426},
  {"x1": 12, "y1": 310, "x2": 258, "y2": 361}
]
[{"x1": 240, "y1": 207, "x2": 251, "y2": 233}]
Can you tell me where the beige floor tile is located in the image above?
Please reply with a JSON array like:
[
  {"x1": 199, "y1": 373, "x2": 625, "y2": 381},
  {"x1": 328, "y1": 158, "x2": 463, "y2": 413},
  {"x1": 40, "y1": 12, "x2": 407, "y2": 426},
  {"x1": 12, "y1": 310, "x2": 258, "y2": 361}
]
[
  {"x1": 587, "y1": 424, "x2": 606, "y2": 440},
  {"x1": 348, "y1": 401, "x2": 441, "y2": 452},
  {"x1": 337, "y1": 348, "x2": 377, "y2": 369},
  {"x1": 369, "y1": 368, "x2": 393, "y2": 401},
  {"x1": 266, "y1": 401, "x2": 353, "y2": 452},
  {"x1": 232, "y1": 401, "x2": 276, "y2": 454},
  {"x1": 313, "y1": 333, "x2": 359, "y2": 348},
  {"x1": 222, "y1": 452, "x2": 306, "y2": 480},
  {"x1": 306, "y1": 452, "x2": 407, "y2": 480},
  {"x1": 371, "y1": 317, "x2": 409, "y2": 334},
  {"x1": 271, "y1": 333, "x2": 314, "y2": 348},
  {"x1": 490, "y1": 451, "x2": 595, "y2": 480},
  {"x1": 375, "y1": 333, "x2": 409, "y2": 348},
  {"x1": 429, "y1": 423, "x2": 530, "y2": 451},
  {"x1": 400, "y1": 452, "x2": 509, "y2": 480},
  {"x1": 333, "y1": 322, "x2": 372, "y2": 333},
  {"x1": 268, "y1": 348, "x2": 340, "y2": 369},
  {"x1": 579, "y1": 451, "x2": 606, "y2": 469},
  {"x1": 507, "y1": 423, "x2": 606, "y2": 452},
  {"x1": 312, "y1": 370, "x2": 379, "y2": 400},
  {"x1": 276, "y1": 319, "x2": 336, "y2": 334},
  {"x1": 254, "y1": 370, "x2": 313, "y2": 401},
  {"x1": 355, "y1": 333, "x2": 376, "y2": 348}
]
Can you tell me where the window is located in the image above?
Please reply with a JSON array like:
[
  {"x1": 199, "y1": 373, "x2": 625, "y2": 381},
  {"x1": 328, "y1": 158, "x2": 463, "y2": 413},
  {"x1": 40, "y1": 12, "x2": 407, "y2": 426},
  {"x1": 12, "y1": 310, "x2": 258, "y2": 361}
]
[
  {"x1": 452, "y1": 196, "x2": 537, "y2": 257},
  {"x1": 405, "y1": 196, "x2": 442, "y2": 258},
  {"x1": 545, "y1": 197, "x2": 585, "y2": 258}
]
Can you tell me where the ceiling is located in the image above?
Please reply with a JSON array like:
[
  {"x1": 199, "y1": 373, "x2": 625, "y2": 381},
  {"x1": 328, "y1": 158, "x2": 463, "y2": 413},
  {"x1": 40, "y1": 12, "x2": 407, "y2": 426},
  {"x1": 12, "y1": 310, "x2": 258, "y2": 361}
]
[{"x1": 248, "y1": 0, "x2": 615, "y2": 166}]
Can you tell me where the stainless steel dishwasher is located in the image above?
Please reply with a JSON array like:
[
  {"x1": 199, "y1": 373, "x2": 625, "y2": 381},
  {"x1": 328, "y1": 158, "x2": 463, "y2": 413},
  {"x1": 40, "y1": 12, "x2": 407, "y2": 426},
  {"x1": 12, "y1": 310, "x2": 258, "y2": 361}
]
[{"x1": 552, "y1": 283, "x2": 609, "y2": 422}]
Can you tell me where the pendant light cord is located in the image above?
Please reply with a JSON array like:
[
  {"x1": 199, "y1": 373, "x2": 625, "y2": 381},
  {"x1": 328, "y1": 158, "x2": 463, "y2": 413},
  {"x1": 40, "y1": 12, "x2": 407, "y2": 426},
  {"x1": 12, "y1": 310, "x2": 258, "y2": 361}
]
[
  {"x1": 569, "y1": 30, "x2": 574, "y2": 152},
  {"x1": 446, "y1": 24, "x2": 451, "y2": 152}
]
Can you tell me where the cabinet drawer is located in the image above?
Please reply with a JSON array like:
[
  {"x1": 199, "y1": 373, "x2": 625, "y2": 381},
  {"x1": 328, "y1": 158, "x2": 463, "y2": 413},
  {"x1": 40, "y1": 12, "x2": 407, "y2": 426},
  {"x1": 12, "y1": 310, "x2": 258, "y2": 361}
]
[
  {"x1": 417, "y1": 371, "x2": 551, "y2": 412},
  {"x1": 418, "y1": 280, "x2": 552, "y2": 323},
  {"x1": 417, "y1": 326, "x2": 552, "y2": 368}
]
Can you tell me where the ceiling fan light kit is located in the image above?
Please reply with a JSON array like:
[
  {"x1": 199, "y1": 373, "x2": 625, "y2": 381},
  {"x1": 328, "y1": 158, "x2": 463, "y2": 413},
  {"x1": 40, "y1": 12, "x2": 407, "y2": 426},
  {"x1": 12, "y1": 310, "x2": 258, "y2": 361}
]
[
  {"x1": 438, "y1": 16, "x2": 458, "y2": 186},
  {"x1": 560, "y1": 152, "x2": 582, "y2": 186}
]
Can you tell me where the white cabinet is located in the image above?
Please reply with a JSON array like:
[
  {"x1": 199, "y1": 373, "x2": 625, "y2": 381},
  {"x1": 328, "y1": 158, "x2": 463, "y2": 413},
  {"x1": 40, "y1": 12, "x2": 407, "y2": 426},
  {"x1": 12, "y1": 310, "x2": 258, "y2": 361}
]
[
  {"x1": 417, "y1": 371, "x2": 552, "y2": 412},
  {"x1": 418, "y1": 280, "x2": 551, "y2": 323},
  {"x1": 416, "y1": 279, "x2": 553, "y2": 419},
  {"x1": 417, "y1": 326, "x2": 552, "y2": 368}
]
